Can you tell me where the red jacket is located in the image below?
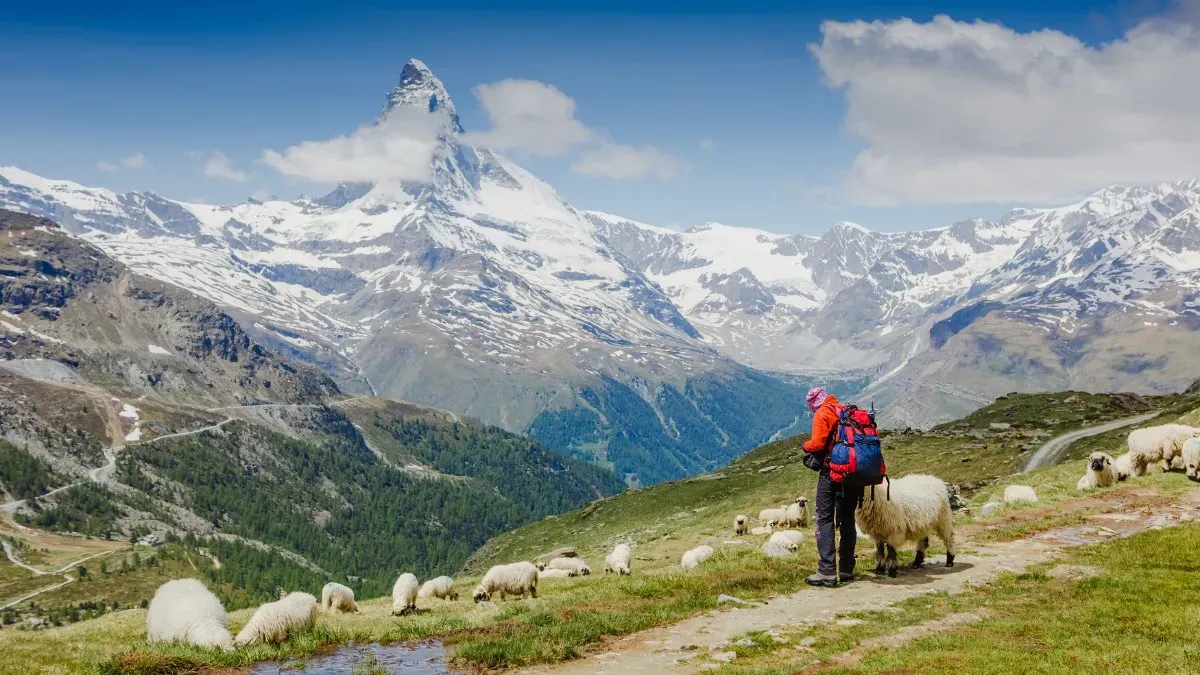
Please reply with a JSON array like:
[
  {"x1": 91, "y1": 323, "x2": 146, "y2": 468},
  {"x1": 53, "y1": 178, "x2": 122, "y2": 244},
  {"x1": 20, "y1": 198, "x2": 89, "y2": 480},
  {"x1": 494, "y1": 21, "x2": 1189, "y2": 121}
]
[{"x1": 802, "y1": 394, "x2": 841, "y2": 453}]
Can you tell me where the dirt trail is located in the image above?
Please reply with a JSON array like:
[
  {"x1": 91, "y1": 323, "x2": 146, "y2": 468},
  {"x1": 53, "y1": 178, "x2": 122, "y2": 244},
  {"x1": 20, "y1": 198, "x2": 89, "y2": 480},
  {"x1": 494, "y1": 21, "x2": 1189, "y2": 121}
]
[
  {"x1": 518, "y1": 492, "x2": 1200, "y2": 675},
  {"x1": 1023, "y1": 412, "x2": 1159, "y2": 472}
]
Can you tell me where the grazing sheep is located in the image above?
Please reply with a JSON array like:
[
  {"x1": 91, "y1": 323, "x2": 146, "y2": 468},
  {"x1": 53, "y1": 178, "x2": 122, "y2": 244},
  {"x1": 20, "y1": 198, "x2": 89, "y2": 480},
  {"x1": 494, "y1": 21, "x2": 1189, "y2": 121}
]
[
  {"x1": 320, "y1": 582, "x2": 358, "y2": 614},
  {"x1": 1003, "y1": 485, "x2": 1038, "y2": 503},
  {"x1": 1114, "y1": 452, "x2": 1135, "y2": 481},
  {"x1": 146, "y1": 578, "x2": 233, "y2": 651},
  {"x1": 749, "y1": 521, "x2": 775, "y2": 536},
  {"x1": 473, "y1": 561, "x2": 539, "y2": 602},
  {"x1": 758, "y1": 506, "x2": 789, "y2": 527},
  {"x1": 680, "y1": 545, "x2": 715, "y2": 570},
  {"x1": 761, "y1": 531, "x2": 799, "y2": 558},
  {"x1": 855, "y1": 474, "x2": 956, "y2": 578},
  {"x1": 733, "y1": 515, "x2": 749, "y2": 536},
  {"x1": 604, "y1": 544, "x2": 632, "y2": 575},
  {"x1": 233, "y1": 592, "x2": 318, "y2": 646},
  {"x1": 538, "y1": 568, "x2": 573, "y2": 579},
  {"x1": 418, "y1": 576, "x2": 458, "y2": 601},
  {"x1": 391, "y1": 573, "x2": 420, "y2": 615},
  {"x1": 1076, "y1": 452, "x2": 1116, "y2": 491},
  {"x1": 782, "y1": 496, "x2": 809, "y2": 528},
  {"x1": 547, "y1": 557, "x2": 591, "y2": 576},
  {"x1": 1127, "y1": 424, "x2": 1200, "y2": 474},
  {"x1": 1183, "y1": 437, "x2": 1200, "y2": 480},
  {"x1": 774, "y1": 529, "x2": 803, "y2": 547}
]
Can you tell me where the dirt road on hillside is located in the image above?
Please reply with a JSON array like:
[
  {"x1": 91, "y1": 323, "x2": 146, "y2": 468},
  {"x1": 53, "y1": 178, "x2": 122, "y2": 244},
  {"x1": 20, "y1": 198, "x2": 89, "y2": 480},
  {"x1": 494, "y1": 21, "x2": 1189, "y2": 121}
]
[{"x1": 1022, "y1": 412, "x2": 1159, "y2": 473}]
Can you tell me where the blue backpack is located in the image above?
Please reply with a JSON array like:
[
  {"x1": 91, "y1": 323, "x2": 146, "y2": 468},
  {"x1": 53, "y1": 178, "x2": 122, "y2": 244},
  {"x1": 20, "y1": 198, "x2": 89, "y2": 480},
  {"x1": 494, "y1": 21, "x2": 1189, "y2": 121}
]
[{"x1": 827, "y1": 405, "x2": 887, "y2": 487}]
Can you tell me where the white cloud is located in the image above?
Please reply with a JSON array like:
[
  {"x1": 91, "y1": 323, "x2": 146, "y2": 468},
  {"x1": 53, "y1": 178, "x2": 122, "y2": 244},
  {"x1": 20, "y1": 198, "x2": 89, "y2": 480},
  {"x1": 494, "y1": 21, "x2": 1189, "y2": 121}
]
[
  {"x1": 571, "y1": 142, "x2": 689, "y2": 180},
  {"x1": 699, "y1": 138, "x2": 714, "y2": 151},
  {"x1": 97, "y1": 161, "x2": 119, "y2": 172},
  {"x1": 260, "y1": 108, "x2": 442, "y2": 183},
  {"x1": 811, "y1": 12, "x2": 1200, "y2": 205},
  {"x1": 462, "y1": 79, "x2": 594, "y2": 155},
  {"x1": 204, "y1": 151, "x2": 249, "y2": 182},
  {"x1": 121, "y1": 153, "x2": 147, "y2": 169}
]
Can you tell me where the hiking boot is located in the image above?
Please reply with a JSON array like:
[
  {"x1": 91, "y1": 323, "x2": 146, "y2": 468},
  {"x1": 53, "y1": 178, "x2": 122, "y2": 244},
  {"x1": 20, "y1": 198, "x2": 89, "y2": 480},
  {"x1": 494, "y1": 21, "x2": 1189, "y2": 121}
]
[
  {"x1": 805, "y1": 573, "x2": 838, "y2": 588},
  {"x1": 839, "y1": 572, "x2": 855, "y2": 584}
]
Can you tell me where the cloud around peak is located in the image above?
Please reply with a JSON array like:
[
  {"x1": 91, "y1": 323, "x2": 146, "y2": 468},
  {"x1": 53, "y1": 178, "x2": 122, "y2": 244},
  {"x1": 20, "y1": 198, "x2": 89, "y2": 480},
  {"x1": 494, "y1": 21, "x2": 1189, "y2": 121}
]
[{"x1": 812, "y1": 10, "x2": 1200, "y2": 205}]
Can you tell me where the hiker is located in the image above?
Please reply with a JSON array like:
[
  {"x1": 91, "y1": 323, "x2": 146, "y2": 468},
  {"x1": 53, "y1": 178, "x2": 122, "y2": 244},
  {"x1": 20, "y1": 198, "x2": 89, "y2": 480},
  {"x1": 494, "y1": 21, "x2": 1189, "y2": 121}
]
[{"x1": 801, "y1": 387, "x2": 864, "y2": 587}]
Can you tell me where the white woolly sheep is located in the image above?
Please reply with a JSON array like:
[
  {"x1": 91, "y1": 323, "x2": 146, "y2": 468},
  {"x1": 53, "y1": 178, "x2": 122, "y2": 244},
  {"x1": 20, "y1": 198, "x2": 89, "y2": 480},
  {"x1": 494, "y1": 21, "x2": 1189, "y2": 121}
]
[
  {"x1": 1003, "y1": 485, "x2": 1038, "y2": 503},
  {"x1": 418, "y1": 576, "x2": 459, "y2": 601},
  {"x1": 146, "y1": 578, "x2": 233, "y2": 651},
  {"x1": 749, "y1": 522, "x2": 775, "y2": 536},
  {"x1": 733, "y1": 515, "x2": 749, "y2": 536},
  {"x1": 1114, "y1": 452, "x2": 1135, "y2": 481},
  {"x1": 1076, "y1": 452, "x2": 1116, "y2": 491},
  {"x1": 604, "y1": 544, "x2": 632, "y2": 575},
  {"x1": 1126, "y1": 424, "x2": 1200, "y2": 474},
  {"x1": 392, "y1": 573, "x2": 420, "y2": 615},
  {"x1": 233, "y1": 592, "x2": 318, "y2": 646},
  {"x1": 473, "y1": 561, "x2": 539, "y2": 602},
  {"x1": 761, "y1": 531, "x2": 799, "y2": 558},
  {"x1": 680, "y1": 545, "x2": 714, "y2": 570},
  {"x1": 758, "y1": 505, "x2": 789, "y2": 527},
  {"x1": 774, "y1": 529, "x2": 803, "y2": 547},
  {"x1": 1182, "y1": 437, "x2": 1200, "y2": 480},
  {"x1": 538, "y1": 568, "x2": 573, "y2": 579},
  {"x1": 320, "y1": 582, "x2": 358, "y2": 614},
  {"x1": 547, "y1": 556, "x2": 591, "y2": 576},
  {"x1": 781, "y1": 496, "x2": 809, "y2": 528},
  {"x1": 855, "y1": 474, "x2": 956, "y2": 578}
]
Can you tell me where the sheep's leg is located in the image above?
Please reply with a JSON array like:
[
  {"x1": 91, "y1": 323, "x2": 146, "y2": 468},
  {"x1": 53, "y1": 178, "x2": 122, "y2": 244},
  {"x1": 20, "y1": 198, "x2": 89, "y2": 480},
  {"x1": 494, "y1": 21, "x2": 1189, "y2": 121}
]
[
  {"x1": 886, "y1": 545, "x2": 899, "y2": 578},
  {"x1": 529, "y1": 585, "x2": 537, "y2": 599},
  {"x1": 874, "y1": 541, "x2": 886, "y2": 575},
  {"x1": 912, "y1": 537, "x2": 928, "y2": 569},
  {"x1": 938, "y1": 517, "x2": 956, "y2": 567}
]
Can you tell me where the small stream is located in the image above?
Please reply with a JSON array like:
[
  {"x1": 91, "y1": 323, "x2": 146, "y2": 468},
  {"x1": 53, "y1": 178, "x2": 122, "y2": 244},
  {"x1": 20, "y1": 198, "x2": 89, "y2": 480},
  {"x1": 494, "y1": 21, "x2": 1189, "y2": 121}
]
[{"x1": 250, "y1": 640, "x2": 454, "y2": 674}]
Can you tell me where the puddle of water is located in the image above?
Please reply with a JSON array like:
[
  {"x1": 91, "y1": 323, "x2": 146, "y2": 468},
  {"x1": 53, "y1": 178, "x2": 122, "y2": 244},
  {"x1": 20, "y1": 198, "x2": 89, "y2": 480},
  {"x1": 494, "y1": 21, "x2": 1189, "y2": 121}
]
[{"x1": 250, "y1": 640, "x2": 455, "y2": 674}]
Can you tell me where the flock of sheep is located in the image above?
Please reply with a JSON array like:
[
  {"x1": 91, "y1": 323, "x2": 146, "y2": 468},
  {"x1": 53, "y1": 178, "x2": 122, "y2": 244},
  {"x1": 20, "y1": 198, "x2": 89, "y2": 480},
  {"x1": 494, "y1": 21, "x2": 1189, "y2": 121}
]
[
  {"x1": 1077, "y1": 423, "x2": 1200, "y2": 491},
  {"x1": 140, "y1": 422, "x2": 1197, "y2": 653}
]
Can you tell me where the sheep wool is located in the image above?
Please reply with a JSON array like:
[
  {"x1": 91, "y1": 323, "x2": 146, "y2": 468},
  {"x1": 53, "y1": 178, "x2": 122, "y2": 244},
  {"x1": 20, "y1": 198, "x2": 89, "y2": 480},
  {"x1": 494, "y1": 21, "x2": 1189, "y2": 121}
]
[
  {"x1": 1127, "y1": 424, "x2": 1200, "y2": 474},
  {"x1": 233, "y1": 592, "x2": 318, "y2": 647},
  {"x1": 392, "y1": 573, "x2": 420, "y2": 615},
  {"x1": 146, "y1": 578, "x2": 233, "y2": 651},
  {"x1": 1113, "y1": 452, "x2": 1135, "y2": 481},
  {"x1": 538, "y1": 568, "x2": 573, "y2": 579},
  {"x1": 749, "y1": 522, "x2": 775, "y2": 536},
  {"x1": 604, "y1": 544, "x2": 632, "y2": 575},
  {"x1": 855, "y1": 474, "x2": 956, "y2": 578},
  {"x1": 680, "y1": 545, "x2": 714, "y2": 570},
  {"x1": 758, "y1": 506, "x2": 788, "y2": 527},
  {"x1": 782, "y1": 497, "x2": 809, "y2": 528},
  {"x1": 1003, "y1": 485, "x2": 1038, "y2": 503},
  {"x1": 473, "y1": 561, "x2": 539, "y2": 602},
  {"x1": 418, "y1": 576, "x2": 459, "y2": 601},
  {"x1": 761, "y1": 531, "x2": 799, "y2": 558},
  {"x1": 1182, "y1": 437, "x2": 1200, "y2": 480},
  {"x1": 320, "y1": 582, "x2": 358, "y2": 614},
  {"x1": 1076, "y1": 452, "x2": 1116, "y2": 491},
  {"x1": 733, "y1": 515, "x2": 749, "y2": 536},
  {"x1": 547, "y1": 556, "x2": 591, "y2": 576}
]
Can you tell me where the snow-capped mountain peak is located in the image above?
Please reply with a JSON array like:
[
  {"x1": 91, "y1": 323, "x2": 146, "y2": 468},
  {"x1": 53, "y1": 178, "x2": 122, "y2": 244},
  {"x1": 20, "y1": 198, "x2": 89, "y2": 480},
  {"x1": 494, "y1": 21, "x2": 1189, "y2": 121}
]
[{"x1": 382, "y1": 58, "x2": 463, "y2": 133}]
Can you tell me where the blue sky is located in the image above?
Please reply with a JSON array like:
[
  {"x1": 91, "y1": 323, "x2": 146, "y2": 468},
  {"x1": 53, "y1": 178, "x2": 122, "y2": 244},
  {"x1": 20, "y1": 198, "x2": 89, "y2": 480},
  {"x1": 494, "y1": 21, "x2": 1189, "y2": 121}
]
[{"x1": 0, "y1": 0, "x2": 1190, "y2": 234}]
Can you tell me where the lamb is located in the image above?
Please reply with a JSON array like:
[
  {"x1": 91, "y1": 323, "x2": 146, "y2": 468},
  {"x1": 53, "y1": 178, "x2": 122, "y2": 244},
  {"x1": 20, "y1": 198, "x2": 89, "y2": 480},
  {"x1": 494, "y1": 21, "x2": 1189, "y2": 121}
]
[
  {"x1": 537, "y1": 568, "x2": 573, "y2": 579},
  {"x1": 733, "y1": 515, "x2": 749, "y2": 536},
  {"x1": 1114, "y1": 452, "x2": 1135, "y2": 481},
  {"x1": 604, "y1": 544, "x2": 632, "y2": 575},
  {"x1": 680, "y1": 545, "x2": 714, "y2": 570},
  {"x1": 1076, "y1": 452, "x2": 1116, "y2": 491},
  {"x1": 758, "y1": 505, "x2": 789, "y2": 527},
  {"x1": 855, "y1": 474, "x2": 955, "y2": 578},
  {"x1": 761, "y1": 531, "x2": 799, "y2": 558},
  {"x1": 233, "y1": 592, "x2": 318, "y2": 646},
  {"x1": 781, "y1": 496, "x2": 809, "y2": 528},
  {"x1": 1003, "y1": 485, "x2": 1038, "y2": 503},
  {"x1": 547, "y1": 556, "x2": 591, "y2": 576},
  {"x1": 473, "y1": 561, "x2": 538, "y2": 602},
  {"x1": 146, "y1": 578, "x2": 233, "y2": 651},
  {"x1": 320, "y1": 582, "x2": 358, "y2": 614},
  {"x1": 749, "y1": 521, "x2": 775, "y2": 536},
  {"x1": 392, "y1": 573, "x2": 420, "y2": 615},
  {"x1": 418, "y1": 576, "x2": 459, "y2": 601},
  {"x1": 1182, "y1": 437, "x2": 1200, "y2": 480},
  {"x1": 1126, "y1": 424, "x2": 1200, "y2": 474}
]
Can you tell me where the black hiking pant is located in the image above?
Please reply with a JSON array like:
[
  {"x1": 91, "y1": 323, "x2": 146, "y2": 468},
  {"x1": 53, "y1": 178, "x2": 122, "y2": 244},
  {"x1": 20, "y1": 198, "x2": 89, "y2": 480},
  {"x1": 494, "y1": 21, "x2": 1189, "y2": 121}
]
[{"x1": 815, "y1": 472, "x2": 863, "y2": 576}]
